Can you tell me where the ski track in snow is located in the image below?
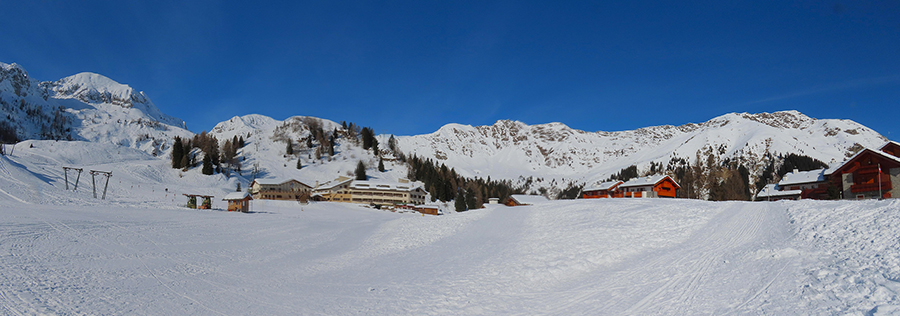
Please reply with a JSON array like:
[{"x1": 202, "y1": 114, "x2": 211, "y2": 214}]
[
  {"x1": 0, "y1": 198, "x2": 891, "y2": 315},
  {"x1": 2, "y1": 141, "x2": 900, "y2": 315}
]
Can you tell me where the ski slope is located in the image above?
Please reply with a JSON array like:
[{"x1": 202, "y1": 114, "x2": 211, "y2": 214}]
[
  {"x1": 2, "y1": 140, "x2": 900, "y2": 314},
  {"x1": 3, "y1": 198, "x2": 900, "y2": 313}
]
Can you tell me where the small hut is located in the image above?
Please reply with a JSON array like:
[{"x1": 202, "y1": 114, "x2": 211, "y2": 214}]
[
  {"x1": 223, "y1": 191, "x2": 252, "y2": 212},
  {"x1": 184, "y1": 194, "x2": 214, "y2": 209},
  {"x1": 415, "y1": 204, "x2": 441, "y2": 215}
]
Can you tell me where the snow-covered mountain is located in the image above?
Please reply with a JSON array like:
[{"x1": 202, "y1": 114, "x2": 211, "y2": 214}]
[
  {"x1": 2, "y1": 62, "x2": 891, "y2": 195},
  {"x1": 396, "y1": 111, "x2": 887, "y2": 189},
  {"x1": 0, "y1": 62, "x2": 192, "y2": 155},
  {"x1": 207, "y1": 114, "x2": 409, "y2": 187}
]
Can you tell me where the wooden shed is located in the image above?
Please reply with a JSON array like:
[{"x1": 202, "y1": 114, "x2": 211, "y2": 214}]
[
  {"x1": 415, "y1": 205, "x2": 441, "y2": 215},
  {"x1": 223, "y1": 191, "x2": 252, "y2": 212}
]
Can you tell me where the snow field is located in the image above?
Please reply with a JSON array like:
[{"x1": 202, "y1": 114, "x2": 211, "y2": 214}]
[
  {"x1": 2, "y1": 139, "x2": 900, "y2": 314},
  {"x1": 786, "y1": 199, "x2": 900, "y2": 315},
  {"x1": 3, "y1": 195, "x2": 900, "y2": 314}
]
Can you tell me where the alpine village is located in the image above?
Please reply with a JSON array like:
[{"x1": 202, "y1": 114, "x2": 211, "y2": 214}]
[{"x1": 161, "y1": 116, "x2": 900, "y2": 215}]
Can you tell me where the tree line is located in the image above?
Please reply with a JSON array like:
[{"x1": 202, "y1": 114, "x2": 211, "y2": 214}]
[
  {"x1": 171, "y1": 132, "x2": 245, "y2": 176},
  {"x1": 406, "y1": 155, "x2": 518, "y2": 211},
  {"x1": 600, "y1": 150, "x2": 829, "y2": 201}
]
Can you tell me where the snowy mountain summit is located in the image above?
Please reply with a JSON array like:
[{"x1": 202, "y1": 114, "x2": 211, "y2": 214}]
[
  {"x1": 397, "y1": 110, "x2": 887, "y2": 187},
  {"x1": 0, "y1": 62, "x2": 191, "y2": 155}
]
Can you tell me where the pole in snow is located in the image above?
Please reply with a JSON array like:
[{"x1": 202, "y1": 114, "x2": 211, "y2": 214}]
[
  {"x1": 91, "y1": 171, "x2": 97, "y2": 198},
  {"x1": 102, "y1": 171, "x2": 111, "y2": 200},
  {"x1": 878, "y1": 163, "x2": 882, "y2": 200},
  {"x1": 63, "y1": 167, "x2": 83, "y2": 191},
  {"x1": 89, "y1": 170, "x2": 112, "y2": 199}
]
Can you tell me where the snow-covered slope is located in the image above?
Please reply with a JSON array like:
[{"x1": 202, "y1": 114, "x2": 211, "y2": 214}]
[
  {"x1": 1, "y1": 169, "x2": 898, "y2": 315},
  {"x1": 207, "y1": 115, "x2": 411, "y2": 188},
  {"x1": 0, "y1": 62, "x2": 192, "y2": 155},
  {"x1": 0, "y1": 110, "x2": 898, "y2": 315},
  {"x1": 397, "y1": 111, "x2": 887, "y2": 188}
]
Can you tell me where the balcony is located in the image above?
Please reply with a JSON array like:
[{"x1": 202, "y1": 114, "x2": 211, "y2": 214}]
[{"x1": 850, "y1": 180, "x2": 892, "y2": 193}]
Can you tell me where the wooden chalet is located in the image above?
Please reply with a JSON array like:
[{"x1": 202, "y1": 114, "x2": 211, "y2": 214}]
[
  {"x1": 223, "y1": 191, "x2": 252, "y2": 212},
  {"x1": 823, "y1": 147, "x2": 900, "y2": 199},
  {"x1": 755, "y1": 183, "x2": 802, "y2": 201},
  {"x1": 881, "y1": 141, "x2": 900, "y2": 158},
  {"x1": 249, "y1": 178, "x2": 312, "y2": 201},
  {"x1": 582, "y1": 180, "x2": 624, "y2": 199},
  {"x1": 505, "y1": 195, "x2": 549, "y2": 206},
  {"x1": 617, "y1": 175, "x2": 680, "y2": 198},
  {"x1": 762, "y1": 142, "x2": 900, "y2": 200},
  {"x1": 777, "y1": 168, "x2": 830, "y2": 200}
]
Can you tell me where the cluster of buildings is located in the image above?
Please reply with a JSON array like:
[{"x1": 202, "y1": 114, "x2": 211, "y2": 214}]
[
  {"x1": 756, "y1": 141, "x2": 900, "y2": 201},
  {"x1": 581, "y1": 174, "x2": 680, "y2": 199},
  {"x1": 223, "y1": 176, "x2": 431, "y2": 213},
  {"x1": 221, "y1": 141, "x2": 900, "y2": 212}
]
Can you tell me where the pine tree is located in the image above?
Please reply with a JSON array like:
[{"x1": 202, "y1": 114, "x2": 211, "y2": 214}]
[
  {"x1": 171, "y1": 137, "x2": 183, "y2": 169},
  {"x1": 296, "y1": 158, "x2": 302, "y2": 169},
  {"x1": 388, "y1": 135, "x2": 398, "y2": 153},
  {"x1": 222, "y1": 139, "x2": 234, "y2": 165},
  {"x1": 238, "y1": 136, "x2": 245, "y2": 148},
  {"x1": 378, "y1": 158, "x2": 385, "y2": 172},
  {"x1": 180, "y1": 153, "x2": 190, "y2": 170},
  {"x1": 355, "y1": 161, "x2": 367, "y2": 180},
  {"x1": 328, "y1": 136, "x2": 335, "y2": 156},
  {"x1": 465, "y1": 187, "x2": 477, "y2": 210},
  {"x1": 455, "y1": 189, "x2": 467, "y2": 212},
  {"x1": 236, "y1": 182, "x2": 242, "y2": 192},
  {"x1": 202, "y1": 154, "x2": 214, "y2": 175},
  {"x1": 285, "y1": 141, "x2": 293, "y2": 155}
]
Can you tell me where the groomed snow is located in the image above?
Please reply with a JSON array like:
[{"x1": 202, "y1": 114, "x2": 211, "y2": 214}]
[
  {"x1": 2, "y1": 140, "x2": 899, "y2": 315},
  {"x1": 3, "y1": 200, "x2": 900, "y2": 313}
]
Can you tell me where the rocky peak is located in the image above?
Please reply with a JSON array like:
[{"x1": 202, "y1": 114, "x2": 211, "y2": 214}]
[{"x1": 0, "y1": 62, "x2": 37, "y2": 97}]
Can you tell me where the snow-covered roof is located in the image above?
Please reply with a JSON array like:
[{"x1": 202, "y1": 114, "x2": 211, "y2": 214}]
[
  {"x1": 584, "y1": 180, "x2": 624, "y2": 192},
  {"x1": 755, "y1": 184, "x2": 802, "y2": 199},
  {"x1": 314, "y1": 177, "x2": 353, "y2": 190},
  {"x1": 222, "y1": 191, "x2": 251, "y2": 201},
  {"x1": 349, "y1": 180, "x2": 424, "y2": 192},
  {"x1": 619, "y1": 175, "x2": 679, "y2": 189},
  {"x1": 880, "y1": 140, "x2": 900, "y2": 151},
  {"x1": 778, "y1": 169, "x2": 826, "y2": 186},
  {"x1": 824, "y1": 148, "x2": 900, "y2": 176},
  {"x1": 508, "y1": 195, "x2": 549, "y2": 205},
  {"x1": 252, "y1": 178, "x2": 310, "y2": 187}
]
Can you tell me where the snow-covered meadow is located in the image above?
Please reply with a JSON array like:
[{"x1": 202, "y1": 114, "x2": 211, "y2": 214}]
[{"x1": 2, "y1": 141, "x2": 900, "y2": 315}]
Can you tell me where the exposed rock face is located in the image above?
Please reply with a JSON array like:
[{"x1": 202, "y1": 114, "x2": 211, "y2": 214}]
[
  {"x1": 0, "y1": 62, "x2": 191, "y2": 155},
  {"x1": 397, "y1": 110, "x2": 887, "y2": 190}
]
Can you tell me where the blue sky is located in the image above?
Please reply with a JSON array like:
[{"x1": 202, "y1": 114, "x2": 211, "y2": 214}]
[{"x1": 2, "y1": 1, "x2": 900, "y2": 138}]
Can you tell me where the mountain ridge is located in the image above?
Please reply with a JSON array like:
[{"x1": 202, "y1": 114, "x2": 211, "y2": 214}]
[
  {"x1": 396, "y1": 110, "x2": 886, "y2": 192},
  {"x1": 1, "y1": 62, "x2": 890, "y2": 195},
  {"x1": 0, "y1": 62, "x2": 191, "y2": 155}
]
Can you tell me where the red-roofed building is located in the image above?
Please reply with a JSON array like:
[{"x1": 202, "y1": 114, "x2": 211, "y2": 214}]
[
  {"x1": 582, "y1": 180, "x2": 624, "y2": 199},
  {"x1": 824, "y1": 147, "x2": 900, "y2": 199},
  {"x1": 617, "y1": 175, "x2": 680, "y2": 198}
]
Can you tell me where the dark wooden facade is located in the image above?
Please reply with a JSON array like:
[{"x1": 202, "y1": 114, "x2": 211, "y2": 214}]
[{"x1": 825, "y1": 148, "x2": 900, "y2": 199}]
